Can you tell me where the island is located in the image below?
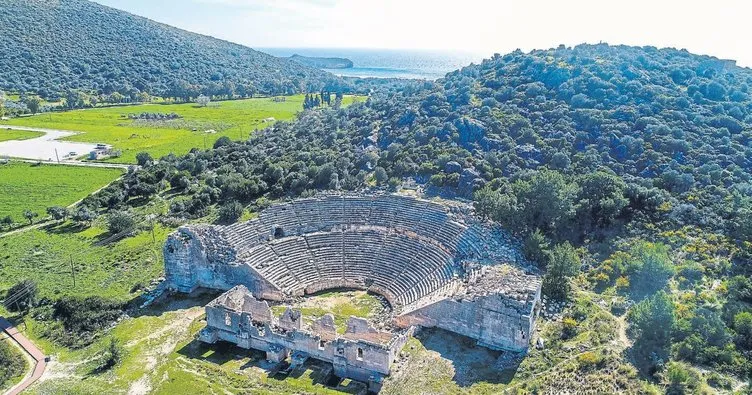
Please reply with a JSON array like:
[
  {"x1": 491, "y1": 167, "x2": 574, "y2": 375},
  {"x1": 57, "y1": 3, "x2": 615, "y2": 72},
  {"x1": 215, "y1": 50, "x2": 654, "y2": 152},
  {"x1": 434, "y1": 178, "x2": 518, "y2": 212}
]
[{"x1": 288, "y1": 54, "x2": 354, "y2": 69}]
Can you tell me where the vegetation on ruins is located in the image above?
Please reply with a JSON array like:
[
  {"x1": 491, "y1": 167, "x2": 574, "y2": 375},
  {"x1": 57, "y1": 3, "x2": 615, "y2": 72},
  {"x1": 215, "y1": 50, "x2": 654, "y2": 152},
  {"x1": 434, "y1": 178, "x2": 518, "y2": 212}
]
[
  {"x1": 1, "y1": 41, "x2": 751, "y2": 392},
  {"x1": 57, "y1": 43, "x2": 750, "y2": 388}
]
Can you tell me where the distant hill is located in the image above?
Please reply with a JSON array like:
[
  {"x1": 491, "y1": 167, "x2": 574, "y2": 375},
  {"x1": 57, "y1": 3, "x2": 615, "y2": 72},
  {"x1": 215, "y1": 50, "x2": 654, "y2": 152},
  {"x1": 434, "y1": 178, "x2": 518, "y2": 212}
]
[
  {"x1": 0, "y1": 0, "x2": 342, "y2": 100},
  {"x1": 289, "y1": 54, "x2": 354, "y2": 69}
]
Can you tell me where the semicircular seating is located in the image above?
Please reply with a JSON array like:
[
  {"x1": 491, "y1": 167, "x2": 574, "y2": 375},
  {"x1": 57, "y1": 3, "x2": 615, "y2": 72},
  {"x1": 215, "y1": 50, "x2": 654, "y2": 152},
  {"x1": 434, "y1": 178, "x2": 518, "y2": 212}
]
[{"x1": 206, "y1": 194, "x2": 522, "y2": 310}]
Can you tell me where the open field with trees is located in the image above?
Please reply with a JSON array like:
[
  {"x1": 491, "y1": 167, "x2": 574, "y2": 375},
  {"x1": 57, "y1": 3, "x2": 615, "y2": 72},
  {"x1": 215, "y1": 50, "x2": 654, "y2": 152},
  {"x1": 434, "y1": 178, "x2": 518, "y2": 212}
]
[
  {"x1": 1, "y1": 95, "x2": 360, "y2": 163},
  {"x1": 0, "y1": 42, "x2": 750, "y2": 394},
  {"x1": 0, "y1": 162, "x2": 123, "y2": 224},
  {"x1": 0, "y1": 128, "x2": 43, "y2": 142}
]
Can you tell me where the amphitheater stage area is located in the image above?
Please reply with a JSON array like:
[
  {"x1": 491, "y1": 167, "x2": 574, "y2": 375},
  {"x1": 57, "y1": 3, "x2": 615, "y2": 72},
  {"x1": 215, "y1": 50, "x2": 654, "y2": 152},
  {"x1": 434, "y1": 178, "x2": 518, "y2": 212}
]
[{"x1": 164, "y1": 193, "x2": 542, "y2": 391}]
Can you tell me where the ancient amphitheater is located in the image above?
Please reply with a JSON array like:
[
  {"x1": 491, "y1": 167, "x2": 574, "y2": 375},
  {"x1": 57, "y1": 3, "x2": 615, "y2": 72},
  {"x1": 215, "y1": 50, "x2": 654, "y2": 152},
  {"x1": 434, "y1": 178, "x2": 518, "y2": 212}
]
[{"x1": 164, "y1": 194, "x2": 541, "y2": 392}]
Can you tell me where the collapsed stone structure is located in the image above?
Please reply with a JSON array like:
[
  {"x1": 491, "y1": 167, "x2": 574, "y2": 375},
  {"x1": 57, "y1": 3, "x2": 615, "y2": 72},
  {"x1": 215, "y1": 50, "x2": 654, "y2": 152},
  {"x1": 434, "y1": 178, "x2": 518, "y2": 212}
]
[
  {"x1": 201, "y1": 285, "x2": 411, "y2": 391},
  {"x1": 165, "y1": 194, "x2": 541, "y2": 390}
]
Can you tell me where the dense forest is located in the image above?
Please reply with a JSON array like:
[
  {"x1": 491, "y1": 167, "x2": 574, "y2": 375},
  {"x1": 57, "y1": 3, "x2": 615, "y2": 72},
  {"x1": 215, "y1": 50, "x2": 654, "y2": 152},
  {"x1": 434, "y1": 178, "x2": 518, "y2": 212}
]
[
  {"x1": 77, "y1": 44, "x2": 751, "y2": 386},
  {"x1": 0, "y1": 0, "x2": 343, "y2": 100}
]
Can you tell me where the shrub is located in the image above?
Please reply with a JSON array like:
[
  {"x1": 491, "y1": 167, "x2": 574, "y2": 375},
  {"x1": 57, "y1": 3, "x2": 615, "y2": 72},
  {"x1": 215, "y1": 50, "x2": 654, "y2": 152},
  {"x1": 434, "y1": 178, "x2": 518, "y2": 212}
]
[
  {"x1": 135, "y1": 151, "x2": 153, "y2": 166},
  {"x1": 45, "y1": 296, "x2": 125, "y2": 348},
  {"x1": 561, "y1": 317, "x2": 578, "y2": 339},
  {"x1": 97, "y1": 337, "x2": 123, "y2": 372},
  {"x1": 107, "y1": 210, "x2": 136, "y2": 234},
  {"x1": 218, "y1": 201, "x2": 244, "y2": 223},
  {"x1": 577, "y1": 351, "x2": 604, "y2": 370},
  {"x1": 3, "y1": 279, "x2": 38, "y2": 312}
]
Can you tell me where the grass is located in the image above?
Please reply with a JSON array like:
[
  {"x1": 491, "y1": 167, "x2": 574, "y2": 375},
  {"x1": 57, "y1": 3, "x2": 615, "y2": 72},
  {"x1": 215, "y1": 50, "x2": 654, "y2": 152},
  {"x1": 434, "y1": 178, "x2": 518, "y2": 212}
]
[
  {"x1": 0, "y1": 197, "x2": 172, "y2": 302},
  {"x1": 270, "y1": 290, "x2": 385, "y2": 334},
  {"x1": 1, "y1": 95, "x2": 362, "y2": 163},
  {"x1": 0, "y1": 129, "x2": 44, "y2": 142},
  {"x1": 0, "y1": 162, "x2": 123, "y2": 222},
  {"x1": 0, "y1": 338, "x2": 28, "y2": 393}
]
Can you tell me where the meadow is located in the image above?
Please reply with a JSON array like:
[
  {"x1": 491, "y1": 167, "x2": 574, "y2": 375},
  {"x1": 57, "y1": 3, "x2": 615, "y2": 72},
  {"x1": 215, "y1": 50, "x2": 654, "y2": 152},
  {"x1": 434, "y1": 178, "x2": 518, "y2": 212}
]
[
  {"x1": 0, "y1": 128, "x2": 43, "y2": 142},
  {"x1": 0, "y1": 199, "x2": 170, "y2": 301},
  {"x1": 2, "y1": 95, "x2": 361, "y2": 163},
  {"x1": 0, "y1": 162, "x2": 123, "y2": 222}
]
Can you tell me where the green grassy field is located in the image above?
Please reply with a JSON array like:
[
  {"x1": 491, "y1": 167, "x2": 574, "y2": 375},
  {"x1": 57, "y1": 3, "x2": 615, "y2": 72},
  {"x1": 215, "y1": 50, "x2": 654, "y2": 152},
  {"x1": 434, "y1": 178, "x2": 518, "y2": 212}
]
[
  {"x1": 0, "y1": 220, "x2": 169, "y2": 302},
  {"x1": 0, "y1": 162, "x2": 123, "y2": 222},
  {"x1": 0, "y1": 129, "x2": 44, "y2": 142},
  {"x1": 1, "y1": 95, "x2": 361, "y2": 163}
]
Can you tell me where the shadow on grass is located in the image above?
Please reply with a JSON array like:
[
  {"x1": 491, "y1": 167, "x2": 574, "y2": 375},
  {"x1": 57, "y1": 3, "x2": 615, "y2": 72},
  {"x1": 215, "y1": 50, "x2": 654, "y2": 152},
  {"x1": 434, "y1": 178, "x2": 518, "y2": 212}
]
[
  {"x1": 175, "y1": 338, "x2": 366, "y2": 394},
  {"x1": 415, "y1": 327, "x2": 521, "y2": 387},
  {"x1": 41, "y1": 221, "x2": 89, "y2": 235},
  {"x1": 127, "y1": 288, "x2": 221, "y2": 319}
]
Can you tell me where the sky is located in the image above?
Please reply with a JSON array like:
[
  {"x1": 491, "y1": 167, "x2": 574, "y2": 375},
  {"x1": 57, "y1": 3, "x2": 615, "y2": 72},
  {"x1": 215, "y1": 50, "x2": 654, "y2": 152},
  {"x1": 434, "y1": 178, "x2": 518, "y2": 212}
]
[{"x1": 93, "y1": 0, "x2": 752, "y2": 67}]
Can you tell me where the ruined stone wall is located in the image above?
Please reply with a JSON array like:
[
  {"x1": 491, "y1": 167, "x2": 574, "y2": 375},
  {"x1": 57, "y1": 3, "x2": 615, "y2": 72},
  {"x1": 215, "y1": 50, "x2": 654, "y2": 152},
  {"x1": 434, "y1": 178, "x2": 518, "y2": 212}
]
[
  {"x1": 164, "y1": 227, "x2": 284, "y2": 300},
  {"x1": 200, "y1": 288, "x2": 404, "y2": 387},
  {"x1": 395, "y1": 291, "x2": 540, "y2": 352}
]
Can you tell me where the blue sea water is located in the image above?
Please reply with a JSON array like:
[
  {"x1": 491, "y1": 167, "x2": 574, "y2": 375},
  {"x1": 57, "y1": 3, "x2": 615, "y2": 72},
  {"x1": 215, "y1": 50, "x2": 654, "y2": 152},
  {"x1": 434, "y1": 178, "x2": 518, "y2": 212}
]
[{"x1": 260, "y1": 48, "x2": 486, "y2": 80}]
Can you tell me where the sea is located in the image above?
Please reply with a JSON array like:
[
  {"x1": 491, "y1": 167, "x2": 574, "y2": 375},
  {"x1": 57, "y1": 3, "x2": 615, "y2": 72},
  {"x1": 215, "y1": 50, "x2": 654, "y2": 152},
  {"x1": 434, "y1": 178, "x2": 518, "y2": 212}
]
[{"x1": 260, "y1": 48, "x2": 486, "y2": 80}]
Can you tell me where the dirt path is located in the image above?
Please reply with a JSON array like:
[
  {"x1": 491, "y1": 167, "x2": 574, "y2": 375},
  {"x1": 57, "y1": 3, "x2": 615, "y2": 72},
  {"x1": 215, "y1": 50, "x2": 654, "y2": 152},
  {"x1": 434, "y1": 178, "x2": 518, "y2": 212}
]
[{"x1": 0, "y1": 317, "x2": 47, "y2": 395}]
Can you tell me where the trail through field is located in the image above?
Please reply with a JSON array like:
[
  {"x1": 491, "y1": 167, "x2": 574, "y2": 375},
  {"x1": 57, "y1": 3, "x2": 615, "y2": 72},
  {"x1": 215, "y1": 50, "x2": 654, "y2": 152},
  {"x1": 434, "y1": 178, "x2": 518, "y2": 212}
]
[{"x1": 125, "y1": 300, "x2": 206, "y2": 395}]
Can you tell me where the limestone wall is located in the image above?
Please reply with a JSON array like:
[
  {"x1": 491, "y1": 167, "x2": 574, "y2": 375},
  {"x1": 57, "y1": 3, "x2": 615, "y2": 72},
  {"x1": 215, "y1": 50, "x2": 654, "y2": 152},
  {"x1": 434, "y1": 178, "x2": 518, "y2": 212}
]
[
  {"x1": 395, "y1": 290, "x2": 540, "y2": 352},
  {"x1": 200, "y1": 287, "x2": 405, "y2": 388},
  {"x1": 164, "y1": 227, "x2": 284, "y2": 300}
]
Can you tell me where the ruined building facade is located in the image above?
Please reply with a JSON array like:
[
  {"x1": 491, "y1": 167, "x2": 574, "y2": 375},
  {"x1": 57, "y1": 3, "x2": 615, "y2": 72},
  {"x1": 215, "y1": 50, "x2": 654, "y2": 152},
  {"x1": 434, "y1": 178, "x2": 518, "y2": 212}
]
[
  {"x1": 201, "y1": 285, "x2": 411, "y2": 391},
  {"x1": 164, "y1": 194, "x2": 541, "y2": 389}
]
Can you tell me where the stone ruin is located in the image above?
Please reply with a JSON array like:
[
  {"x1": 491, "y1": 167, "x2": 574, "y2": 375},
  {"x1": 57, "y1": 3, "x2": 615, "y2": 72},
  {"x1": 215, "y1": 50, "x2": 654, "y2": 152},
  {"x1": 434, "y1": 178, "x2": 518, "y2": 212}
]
[
  {"x1": 201, "y1": 285, "x2": 411, "y2": 392},
  {"x1": 164, "y1": 194, "x2": 541, "y2": 391}
]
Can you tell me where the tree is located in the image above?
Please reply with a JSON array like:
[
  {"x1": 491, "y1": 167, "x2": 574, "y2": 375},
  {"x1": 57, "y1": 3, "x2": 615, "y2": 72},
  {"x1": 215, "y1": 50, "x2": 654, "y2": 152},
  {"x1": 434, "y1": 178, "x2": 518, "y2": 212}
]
[
  {"x1": 72, "y1": 206, "x2": 96, "y2": 225},
  {"x1": 23, "y1": 210, "x2": 38, "y2": 225},
  {"x1": 213, "y1": 136, "x2": 232, "y2": 149},
  {"x1": 0, "y1": 90, "x2": 5, "y2": 117},
  {"x1": 542, "y1": 242, "x2": 580, "y2": 301},
  {"x1": 374, "y1": 167, "x2": 388, "y2": 185},
  {"x1": 1, "y1": 215, "x2": 12, "y2": 228},
  {"x1": 196, "y1": 95, "x2": 211, "y2": 107},
  {"x1": 46, "y1": 206, "x2": 69, "y2": 221},
  {"x1": 512, "y1": 170, "x2": 577, "y2": 236},
  {"x1": 218, "y1": 201, "x2": 244, "y2": 223},
  {"x1": 135, "y1": 152, "x2": 153, "y2": 166},
  {"x1": 107, "y1": 210, "x2": 136, "y2": 234},
  {"x1": 64, "y1": 90, "x2": 87, "y2": 109},
  {"x1": 3, "y1": 279, "x2": 38, "y2": 312},
  {"x1": 25, "y1": 96, "x2": 42, "y2": 114},
  {"x1": 575, "y1": 171, "x2": 628, "y2": 228},
  {"x1": 627, "y1": 291, "x2": 675, "y2": 368},
  {"x1": 523, "y1": 229, "x2": 550, "y2": 268},
  {"x1": 628, "y1": 242, "x2": 674, "y2": 299},
  {"x1": 733, "y1": 311, "x2": 752, "y2": 350}
]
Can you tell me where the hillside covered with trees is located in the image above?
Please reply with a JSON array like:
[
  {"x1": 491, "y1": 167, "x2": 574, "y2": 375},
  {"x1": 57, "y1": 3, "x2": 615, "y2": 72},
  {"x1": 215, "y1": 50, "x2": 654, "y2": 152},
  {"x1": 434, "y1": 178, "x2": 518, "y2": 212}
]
[
  {"x1": 0, "y1": 0, "x2": 342, "y2": 100},
  {"x1": 75, "y1": 44, "x2": 751, "y2": 389}
]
